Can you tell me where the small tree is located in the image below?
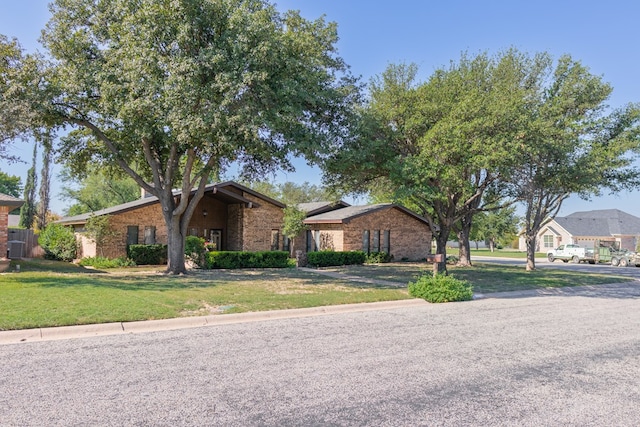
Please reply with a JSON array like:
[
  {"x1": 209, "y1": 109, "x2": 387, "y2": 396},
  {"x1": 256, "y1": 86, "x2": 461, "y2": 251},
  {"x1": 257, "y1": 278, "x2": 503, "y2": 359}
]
[
  {"x1": 39, "y1": 223, "x2": 77, "y2": 261},
  {"x1": 84, "y1": 215, "x2": 117, "y2": 257},
  {"x1": 282, "y1": 206, "x2": 308, "y2": 257},
  {"x1": 19, "y1": 144, "x2": 37, "y2": 229}
]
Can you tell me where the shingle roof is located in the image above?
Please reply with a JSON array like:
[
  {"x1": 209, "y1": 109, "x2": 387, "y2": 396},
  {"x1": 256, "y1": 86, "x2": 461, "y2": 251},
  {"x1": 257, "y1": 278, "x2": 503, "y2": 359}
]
[
  {"x1": 297, "y1": 200, "x2": 351, "y2": 216},
  {"x1": 303, "y1": 203, "x2": 429, "y2": 225},
  {"x1": 0, "y1": 193, "x2": 24, "y2": 207},
  {"x1": 57, "y1": 181, "x2": 284, "y2": 225},
  {"x1": 555, "y1": 209, "x2": 640, "y2": 237}
]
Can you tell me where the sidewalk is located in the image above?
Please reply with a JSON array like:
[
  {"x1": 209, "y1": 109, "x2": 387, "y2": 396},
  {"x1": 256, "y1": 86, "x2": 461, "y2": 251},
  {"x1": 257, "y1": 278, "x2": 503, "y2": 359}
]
[{"x1": 0, "y1": 299, "x2": 428, "y2": 345}]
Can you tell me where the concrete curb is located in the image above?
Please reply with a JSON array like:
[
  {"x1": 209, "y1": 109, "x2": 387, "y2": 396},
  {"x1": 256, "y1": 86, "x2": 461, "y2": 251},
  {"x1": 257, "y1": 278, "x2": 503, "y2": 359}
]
[{"x1": 0, "y1": 299, "x2": 428, "y2": 345}]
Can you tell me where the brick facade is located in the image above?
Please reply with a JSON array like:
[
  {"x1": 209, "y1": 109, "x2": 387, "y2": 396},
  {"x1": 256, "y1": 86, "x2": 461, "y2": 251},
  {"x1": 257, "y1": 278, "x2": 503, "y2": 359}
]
[
  {"x1": 305, "y1": 206, "x2": 432, "y2": 261},
  {"x1": 74, "y1": 188, "x2": 285, "y2": 258},
  {"x1": 0, "y1": 206, "x2": 9, "y2": 259}
]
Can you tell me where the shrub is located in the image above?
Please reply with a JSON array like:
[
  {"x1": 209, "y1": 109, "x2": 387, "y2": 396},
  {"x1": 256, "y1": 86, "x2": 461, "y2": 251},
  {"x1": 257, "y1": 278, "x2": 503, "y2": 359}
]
[
  {"x1": 306, "y1": 250, "x2": 366, "y2": 267},
  {"x1": 79, "y1": 256, "x2": 136, "y2": 268},
  {"x1": 205, "y1": 251, "x2": 290, "y2": 269},
  {"x1": 408, "y1": 274, "x2": 474, "y2": 303},
  {"x1": 185, "y1": 236, "x2": 206, "y2": 267},
  {"x1": 39, "y1": 223, "x2": 77, "y2": 261},
  {"x1": 365, "y1": 251, "x2": 392, "y2": 264},
  {"x1": 127, "y1": 244, "x2": 168, "y2": 265}
]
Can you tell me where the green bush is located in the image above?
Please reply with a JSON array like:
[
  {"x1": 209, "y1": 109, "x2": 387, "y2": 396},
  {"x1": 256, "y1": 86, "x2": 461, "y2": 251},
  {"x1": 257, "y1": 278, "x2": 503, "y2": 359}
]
[
  {"x1": 79, "y1": 256, "x2": 136, "y2": 268},
  {"x1": 408, "y1": 274, "x2": 474, "y2": 303},
  {"x1": 306, "y1": 250, "x2": 366, "y2": 267},
  {"x1": 127, "y1": 244, "x2": 168, "y2": 265},
  {"x1": 205, "y1": 251, "x2": 290, "y2": 269},
  {"x1": 365, "y1": 251, "x2": 392, "y2": 264},
  {"x1": 185, "y1": 236, "x2": 206, "y2": 267},
  {"x1": 39, "y1": 223, "x2": 77, "y2": 261}
]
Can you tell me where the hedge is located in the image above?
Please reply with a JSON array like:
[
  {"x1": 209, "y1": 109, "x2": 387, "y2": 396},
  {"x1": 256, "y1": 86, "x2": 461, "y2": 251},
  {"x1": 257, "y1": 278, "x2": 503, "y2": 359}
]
[
  {"x1": 205, "y1": 251, "x2": 290, "y2": 269},
  {"x1": 127, "y1": 244, "x2": 168, "y2": 265},
  {"x1": 306, "y1": 250, "x2": 366, "y2": 267}
]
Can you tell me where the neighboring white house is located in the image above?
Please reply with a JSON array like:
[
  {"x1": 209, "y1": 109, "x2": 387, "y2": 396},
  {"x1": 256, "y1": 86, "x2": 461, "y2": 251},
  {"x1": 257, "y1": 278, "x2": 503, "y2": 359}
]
[{"x1": 519, "y1": 209, "x2": 640, "y2": 252}]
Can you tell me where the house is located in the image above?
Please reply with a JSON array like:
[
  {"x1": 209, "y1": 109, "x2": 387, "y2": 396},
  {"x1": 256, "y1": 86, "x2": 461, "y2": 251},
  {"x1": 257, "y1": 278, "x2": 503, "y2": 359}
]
[
  {"x1": 0, "y1": 193, "x2": 24, "y2": 260},
  {"x1": 519, "y1": 209, "x2": 640, "y2": 252},
  {"x1": 299, "y1": 203, "x2": 432, "y2": 261},
  {"x1": 57, "y1": 181, "x2": 286, "y2": 259}
]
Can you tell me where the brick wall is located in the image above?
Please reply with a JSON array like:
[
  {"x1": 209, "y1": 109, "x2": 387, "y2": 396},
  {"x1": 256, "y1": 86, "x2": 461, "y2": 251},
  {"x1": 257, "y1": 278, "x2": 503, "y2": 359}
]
[{"x1": 241, "y1": 193, "x2": 285, "y2": 252}]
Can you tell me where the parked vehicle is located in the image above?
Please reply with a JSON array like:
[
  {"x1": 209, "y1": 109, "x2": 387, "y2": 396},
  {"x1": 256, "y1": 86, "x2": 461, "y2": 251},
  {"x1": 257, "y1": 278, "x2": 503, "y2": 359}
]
[
  {"x1": 610, "y1": 250, "x2": 640, "y2": 267},
  {"x1": 547, "y1": 244, "x2": 589, "y2": 263}
]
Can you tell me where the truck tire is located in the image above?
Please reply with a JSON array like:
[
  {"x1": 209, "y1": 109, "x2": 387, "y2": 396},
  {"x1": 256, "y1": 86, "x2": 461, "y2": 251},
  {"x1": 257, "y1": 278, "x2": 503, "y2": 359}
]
[
  {"x1": 572, "y1": 255, "x2": 580, "y2": 263},
  {"x1": 611, "y1": 257, "x2": 619, "y2": 266},
  {"x1": 547, "y1": 254, "x2": 555, "y2": 262},
  {"x1": 619, "y1": 258, "x2": 629, "y2": 267}
]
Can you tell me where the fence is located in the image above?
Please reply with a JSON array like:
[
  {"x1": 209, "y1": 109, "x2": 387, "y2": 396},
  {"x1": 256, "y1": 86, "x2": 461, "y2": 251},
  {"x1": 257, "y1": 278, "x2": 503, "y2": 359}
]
[{"x1": 6, "y1": 228, "x2": 44, "y2": 258}]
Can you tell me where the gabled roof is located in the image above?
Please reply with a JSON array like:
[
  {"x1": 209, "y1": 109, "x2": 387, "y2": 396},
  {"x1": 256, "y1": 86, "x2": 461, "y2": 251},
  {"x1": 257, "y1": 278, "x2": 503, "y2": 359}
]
[
  {"x1": 0, "y1": 193, "x2": 24, "y2": 208},
  {"x1": 57, "y1": 181, "x2": 285, "y2": 225},
  {"x1": 303, "y1": 203, "x2": 429, "y2": 226},
  {"x1": 297, "y1": 200, "x2": 351, "y2": 216},
  {"x1": 554, "y1": 209, "x2": 640, "y2": 237}
]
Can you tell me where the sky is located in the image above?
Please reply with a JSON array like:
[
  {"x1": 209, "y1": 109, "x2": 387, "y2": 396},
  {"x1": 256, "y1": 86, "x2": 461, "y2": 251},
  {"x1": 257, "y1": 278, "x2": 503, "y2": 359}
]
[{"x1": 2, "y1": 0, "x2": 640, "y2": 216}]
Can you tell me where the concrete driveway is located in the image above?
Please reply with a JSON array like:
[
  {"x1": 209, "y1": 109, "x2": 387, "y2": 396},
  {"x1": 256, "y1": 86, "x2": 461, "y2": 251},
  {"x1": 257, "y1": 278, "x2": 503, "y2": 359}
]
[{"x1": 1, "y1": 282, "x2": 639, "y2": 426}]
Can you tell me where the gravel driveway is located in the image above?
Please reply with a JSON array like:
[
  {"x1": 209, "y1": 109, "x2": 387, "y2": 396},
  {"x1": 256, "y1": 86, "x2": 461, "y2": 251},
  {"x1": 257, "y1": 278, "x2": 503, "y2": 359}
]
[{"x1": 1, "y1": 282, "x2": 639, "y2": 426}]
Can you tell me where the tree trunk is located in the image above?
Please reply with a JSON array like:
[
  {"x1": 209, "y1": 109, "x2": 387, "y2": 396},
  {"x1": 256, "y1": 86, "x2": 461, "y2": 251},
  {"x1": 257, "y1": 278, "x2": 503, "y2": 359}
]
[
  {"x1": 456, "y1": 214, "x2": 473, "y2": 267},
  {"x1": 166, "y1": 215, "x2": 188, "y2": 275},
  {"x1": 489, "y1": 239, "x2": 495, "y2": 252},
  {"x1": 433, "y1": 227, "x2": 449, "y2": 275},
  {"x1": 525, "y1": 232, "x2": 537, "y2": 271}
]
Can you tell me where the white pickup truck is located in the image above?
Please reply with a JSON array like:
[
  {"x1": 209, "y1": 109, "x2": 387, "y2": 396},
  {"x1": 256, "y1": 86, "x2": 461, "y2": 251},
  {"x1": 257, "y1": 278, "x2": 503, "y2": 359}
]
[{"x1": 547, "y1": 244, "x2": 592, "y2": 263}]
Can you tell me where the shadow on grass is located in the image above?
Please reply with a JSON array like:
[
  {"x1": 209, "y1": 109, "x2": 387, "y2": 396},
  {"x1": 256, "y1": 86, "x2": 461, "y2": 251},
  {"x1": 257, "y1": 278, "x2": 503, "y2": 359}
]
[{"x1": 12, "y1": 267, "x2": 400, "y2": 291}]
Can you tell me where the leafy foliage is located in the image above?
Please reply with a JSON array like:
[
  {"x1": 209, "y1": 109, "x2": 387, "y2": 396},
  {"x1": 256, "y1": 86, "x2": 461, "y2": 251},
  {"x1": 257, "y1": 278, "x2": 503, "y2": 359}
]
[
  {"x1": 205, "y1": 251, "x2": 290, "y2": 269},
  {"x1": 306, "y1": 251, "x2": 366, "y2": 267},
  {"x1": 0, "y1": 171, "x2": 22, "y2": 197},
  {"x1": 364, "y1": 252, "x2": 392, "y2": 264},
  {"x1": 185, "y1": 236, "x2": 206, "y2": 268},
  {"x1": 408, "y1": 274, "x2": 473, "y2": 303},
  {"x1": 78, "y1": 256, "x2": 136, "y2": 268},
  {"x1": 84, "y1": 215, "x2": 118, "y2": 257},
  {"x1": 39, "y1": 223, "x2": 77, "y2": 261},
  {"x1": 18, "y1": 144, "x2": 37, "y2": 229},
  {"x1": 127, "y1": 244, "x2": 168, "y2": 266}
]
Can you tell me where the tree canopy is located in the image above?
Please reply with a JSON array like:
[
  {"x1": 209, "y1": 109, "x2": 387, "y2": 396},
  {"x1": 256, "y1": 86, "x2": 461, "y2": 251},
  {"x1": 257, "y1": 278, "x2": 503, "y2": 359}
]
[{"x1": 5, "y1": 0, "x2": 358, "y2": 273}]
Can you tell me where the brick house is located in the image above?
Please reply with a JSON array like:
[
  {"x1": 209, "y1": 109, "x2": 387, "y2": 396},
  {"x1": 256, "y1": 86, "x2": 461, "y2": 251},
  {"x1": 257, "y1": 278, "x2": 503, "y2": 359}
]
[
  {"x1": 0, "y1": 193, "x2": 24, "y2": 260},
  {"x1": 518, "y1": 209, "x2": 640, "y2": 252},
  {"x1": 299, "y1": 203, "x2": 432, "y2": 261},
  {"x1": 57, "y1": 181, "x2": 286, "y2": 258}
]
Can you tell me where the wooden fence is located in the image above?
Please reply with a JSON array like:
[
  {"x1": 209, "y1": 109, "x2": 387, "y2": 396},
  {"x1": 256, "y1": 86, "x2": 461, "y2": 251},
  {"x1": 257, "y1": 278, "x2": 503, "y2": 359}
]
[{"x1": 6, "y1": 228, "x2": 44, "y2": 258}]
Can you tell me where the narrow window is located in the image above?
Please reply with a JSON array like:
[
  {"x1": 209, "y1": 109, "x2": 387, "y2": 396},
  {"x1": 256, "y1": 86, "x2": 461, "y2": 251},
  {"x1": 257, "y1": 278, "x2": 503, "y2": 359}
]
[
  {"x1": 383, "y1": 230, "x2": 390, "y2": 254},
  {"x1": 271, "y1": 229, "x2": 280, "y2": 251},
  {"x1": 144, "y1": 226, "x2": 156, "y2": 245},
  {"x1": 283, "y1": 236, "x2": 290, "y2": 253},
  {"x1": 362, "y1": 230, "x2": 370, "y2": 253},
  {"x1": 126, "y1": 226, "x2": 139, "y2": 246},
  {"x1": 373, "y1": 230, "x2": 380, "y2": 252},
  {"x1": 307, "y1": 230, "x2": 315, "y2": 252}
]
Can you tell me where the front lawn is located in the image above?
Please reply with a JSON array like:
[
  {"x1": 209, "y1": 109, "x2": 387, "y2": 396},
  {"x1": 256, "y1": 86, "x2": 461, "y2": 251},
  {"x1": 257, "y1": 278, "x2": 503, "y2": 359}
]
[
  {"x1": 0, "y1": 259, "x2": 408, "y2": 331},
  {"x1": 0, "y1": 259, "x2": 632, "y2": 330}
]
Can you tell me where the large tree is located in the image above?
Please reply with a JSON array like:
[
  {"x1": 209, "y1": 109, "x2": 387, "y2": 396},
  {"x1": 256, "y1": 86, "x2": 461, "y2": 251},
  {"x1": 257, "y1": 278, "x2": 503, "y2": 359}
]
[
  {"x1": 11, "y1": 0, "x2": 357, "y2": 273},
  {"x1": 0, "y1": 171, "x2": 22, "y2": 198},
  {"x1": 19, "y1": 144, "x2": 38, "y2": 229},
  {"x1": 322, "y1": 51, "x2": 532, "y2": 270},
  {"x1": 508, "y1": 55, "x2": 640, "y2": 270},
  {"x1": 61, "y1": 167, "x2": 140, "y2": 216}
]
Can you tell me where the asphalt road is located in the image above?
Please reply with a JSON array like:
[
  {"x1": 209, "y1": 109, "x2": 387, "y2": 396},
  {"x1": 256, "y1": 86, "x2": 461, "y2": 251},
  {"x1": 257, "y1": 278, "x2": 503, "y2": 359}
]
[
  {"x1": 474, "y1": 256, "x2": 640, "y2": 278},
  {"x1": 1, "y1": 283, "x2": 639, "y2": 426}
]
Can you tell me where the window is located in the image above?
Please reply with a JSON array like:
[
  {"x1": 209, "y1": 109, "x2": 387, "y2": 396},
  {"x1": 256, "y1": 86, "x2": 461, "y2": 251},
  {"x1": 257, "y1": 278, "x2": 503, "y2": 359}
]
[
  {"x1": 283, "y1": 236, "x2": 290, "y2": 253},
  {"x1": 126, "y1": 226, "x2": 139, "y2": 246},
  {"x1": 271, "y1": 230, "x2": 280, "y2": 251},
  {"x1": 362, "y1": 230, "x2": 370, "y2": 253},
  {"x1": 306, "y1": 230, "x2": 320, "y2": 252},
  {"x1": 144, "y1": 226, "x2": 156, "y2": 245},
  {"x1": 372, "y1": 230, "x2": 380, "y2": 252},
  {"x1": 383, "y1": 230, "x2": 390, "y2": 254},
  {"x1": 543, "y1": 235, "x2": 554, "y2": 248}
]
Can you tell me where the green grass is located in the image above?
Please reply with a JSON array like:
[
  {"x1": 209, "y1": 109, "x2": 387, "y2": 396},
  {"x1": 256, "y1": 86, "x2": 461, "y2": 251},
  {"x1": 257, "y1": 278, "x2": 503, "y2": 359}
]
[
  {"x1": 1, "y1": 258, "x2": 632, "y2": 331},
  {"x1": 469, "y1": 248, "x2": 547, "y2": 259},
  {"x1": 324, "y1": 262, "x2": 631, "y2": 294},
  {"x1": 0, "y1": 259, "x2": 408, "y2": 331}
]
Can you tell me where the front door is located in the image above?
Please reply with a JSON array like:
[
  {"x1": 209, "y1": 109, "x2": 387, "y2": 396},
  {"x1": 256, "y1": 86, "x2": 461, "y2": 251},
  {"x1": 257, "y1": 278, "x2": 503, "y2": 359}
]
[{"x1": 209, "y1": 229, "x2": 222, "y2": 251}]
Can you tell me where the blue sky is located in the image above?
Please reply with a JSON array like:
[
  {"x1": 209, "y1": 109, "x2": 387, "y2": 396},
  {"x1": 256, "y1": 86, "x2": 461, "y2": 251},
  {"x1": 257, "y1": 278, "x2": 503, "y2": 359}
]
[{"x1": 2, "y1": 0, "x2": 640, "y2": 216}]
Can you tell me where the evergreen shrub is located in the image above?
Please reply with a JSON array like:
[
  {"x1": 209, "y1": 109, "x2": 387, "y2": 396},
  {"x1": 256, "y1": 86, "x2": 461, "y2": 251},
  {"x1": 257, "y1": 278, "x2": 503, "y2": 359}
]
[{"x1": 408, "y1": 274, "x2": 474, "y2": 303}]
